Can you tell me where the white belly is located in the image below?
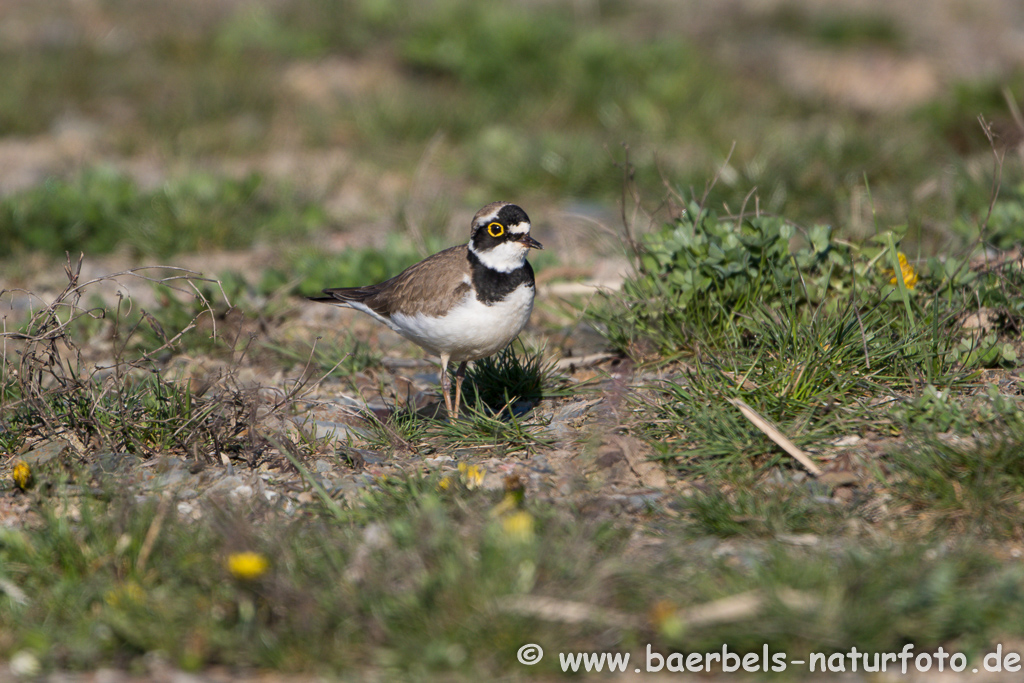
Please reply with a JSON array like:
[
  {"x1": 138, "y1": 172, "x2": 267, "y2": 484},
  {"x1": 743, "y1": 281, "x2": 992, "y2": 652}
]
[{"x1": 389, "y1": 284, "x2": 535, "y2": 361}]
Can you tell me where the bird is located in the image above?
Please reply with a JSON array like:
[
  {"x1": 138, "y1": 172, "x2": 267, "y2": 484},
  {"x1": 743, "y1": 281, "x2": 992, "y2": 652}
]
[{"x1": 308, "y1": 202, "x2": 542, "y2": 419}]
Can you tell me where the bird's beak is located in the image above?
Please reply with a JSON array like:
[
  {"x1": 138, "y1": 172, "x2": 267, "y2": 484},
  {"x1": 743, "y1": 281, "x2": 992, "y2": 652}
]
[{"x1": 519, "y1": 234, "x2": 543, "y2": 250}]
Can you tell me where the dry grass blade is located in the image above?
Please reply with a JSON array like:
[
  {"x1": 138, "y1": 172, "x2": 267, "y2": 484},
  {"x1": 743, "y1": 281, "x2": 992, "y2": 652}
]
[
  {"x1": 136, "y1": 492, "x2": 173, "y2": 574},
  {"x1": 552, "y1": 352, "x2": 617, "y2": 372},
  {"x1": 0, "y1": 577, "x2": 28, "y2": 606},
  {"x1": 670, "y1": 589, "x2": 820, "y2": 629},
  {"x1": 267, "y1": 432, "x2": 345, "y2": 521},
  {"x1": 727, "y1": 398, "x2": 822, "y2": 476},
  {"x1": 495, "y1": 595, "x2": 641, "y2": 628}
]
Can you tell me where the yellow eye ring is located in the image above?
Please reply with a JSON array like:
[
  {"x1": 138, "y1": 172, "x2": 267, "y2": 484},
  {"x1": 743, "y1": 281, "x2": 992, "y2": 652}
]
[{"x1": 487, "y1": 222, "x2": 504, "y2": 238}]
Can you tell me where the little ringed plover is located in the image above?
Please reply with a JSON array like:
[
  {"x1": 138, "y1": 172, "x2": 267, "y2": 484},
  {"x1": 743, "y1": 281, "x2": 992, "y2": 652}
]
[{"x1": 308, "y1": 202, "x2": 542, "y2": 419}]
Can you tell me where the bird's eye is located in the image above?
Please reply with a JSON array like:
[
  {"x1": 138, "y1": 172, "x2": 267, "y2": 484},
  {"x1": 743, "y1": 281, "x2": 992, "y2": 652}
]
[{"x1": 487, "y1": 222, "x2": 504, "y2": 238}]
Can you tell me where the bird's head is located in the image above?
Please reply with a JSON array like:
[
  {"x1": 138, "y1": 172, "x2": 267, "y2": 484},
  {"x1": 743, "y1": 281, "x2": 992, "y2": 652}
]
[{"x1": 468, "y1": 202, "x2": 542, "y2": 272}]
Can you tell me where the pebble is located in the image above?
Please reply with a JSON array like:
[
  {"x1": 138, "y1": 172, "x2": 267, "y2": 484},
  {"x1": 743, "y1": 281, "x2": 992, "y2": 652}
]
[
  {"x1": 228, "y1": 484, "x2": 254, "y2": 504},
  {"x1": 542, "y1": 398, "x2": 601, "y2": 440},
  {"x1": 22, "y1": 440, "x2": 70, "y2": 466},
  {"x1": 9, "y1": 651, "x2": 41, "y2": 677}
]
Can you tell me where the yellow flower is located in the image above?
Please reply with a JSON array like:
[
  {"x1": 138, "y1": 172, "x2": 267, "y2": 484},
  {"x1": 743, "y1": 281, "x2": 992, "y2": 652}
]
[
  {"x1": 457, "y1": 462, "x2": 485, "y2": 489},
  {"x1": 11, "y1": 461, "x2": 32, "y2": 491},
  {"x1": 437, "y1": 476, "x2": 452, "y2": 491},
  {"x1": 227, "y1": 551, "x2": 269, "y2": 580},
  {"x1": 489, "y1": 493, "x2": 519, "y2": 518},
  {"x1": 501, "y1": 510, "x2": 534, "y2": 542},
  {"x1": 889, "y1": 252, "x2": 918, "y2": 290}
]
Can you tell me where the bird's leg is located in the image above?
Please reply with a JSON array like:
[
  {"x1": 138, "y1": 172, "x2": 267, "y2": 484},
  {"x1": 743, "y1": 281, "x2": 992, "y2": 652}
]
[
  {"x1": 439, "y1": 354, "x2": 453, "y2": 418},
  {"x1": 452, "y1": 361, "x2": 468, "y2": 420}
]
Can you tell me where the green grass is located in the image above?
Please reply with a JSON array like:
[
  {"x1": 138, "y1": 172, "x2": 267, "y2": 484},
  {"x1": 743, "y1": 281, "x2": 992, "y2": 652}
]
[
  {"x1": 596, "y1": 195, "x2": 1022, "y2": 363},
  {"x1": 1, "y1": 369, "x2": 259, "y2": 461},
  {"x1": 0, "y1": 267, "x2": 270, "y2": 459},
  {"x1": 429, "y1": 399, "x2": 553, "y2": 453},
  {"x1": 769, "y1": 6, "x2": 905, "y2": 49},
  {"x1": 891, "y1": 383, "x2": 1024, "y2": 435},
  {"x1": 3, "y1": 235, "x2": 1024, "y2": 677},
  {"x1": 603, "y1": 195, "x2": 1024, "y2": 478},
  {"x1": 4, "y1": 474, "x2": 1024, "y2": 675},
  {"x1": 3, "y1": 156, "x2": 1023, "y2": 677},
  {"x1": 679, "y1": 479, "x2": 849, "y2": 538},
  {"x1": 358, "y1": 402, "x2": 433, "y2": 455},
  {"x1": 0, "y1": 169, "x2": 326, "y2": 259},
  {"x1": 354, "y1": 345, "x2": 563, "y2": 455},
  {"x1": 0, "y1": 476, "x2": 556, "y2": 673},
  {"x1": 266, "y1": 332, "x2": 382, "y2": 379},
  {"x1": 457, "y1": 344, "x2": 567, "y2": 412},
  {"x1": 3, "y1": 0, "x2": 1013, "y2": 231},
  {"x1": 887, "y1": 420, "x2": 1024, "y2": 538},
  {"x1": 593, "y1": 206, "x2": 851, "y2": 353}
]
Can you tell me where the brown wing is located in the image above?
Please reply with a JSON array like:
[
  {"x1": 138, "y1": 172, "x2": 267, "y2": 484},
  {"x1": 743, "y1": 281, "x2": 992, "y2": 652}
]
[{"x1": 310, "y1": 245, "x2": 473, "y2": 318}]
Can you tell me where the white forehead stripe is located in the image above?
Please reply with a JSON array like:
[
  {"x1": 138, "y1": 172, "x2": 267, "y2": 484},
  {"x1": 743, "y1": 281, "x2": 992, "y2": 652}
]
[
  {"x1": 476, "y1": 208, "x2": 503, "y2": 224},
  {"x1": 507, "y1": 221, "x2": 530, "y2": 235}
]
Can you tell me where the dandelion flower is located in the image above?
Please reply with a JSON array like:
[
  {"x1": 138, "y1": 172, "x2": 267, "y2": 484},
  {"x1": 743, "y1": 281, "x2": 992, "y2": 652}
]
[
  {"x1": 501, "y1": 510, "x2": 534, "y2": 542},
  {"x1": 457, "y1": 462, "x2": 485, "y2": 489},
  {"x1": 889, "y1": 252, "x2": 918, "y2": 290},
  {"x1": 11, "y1": 461, "x2": 32, "y2": 490},
  {"x1": 227, "y1": 551, "x2": 269, "y2": 580}
]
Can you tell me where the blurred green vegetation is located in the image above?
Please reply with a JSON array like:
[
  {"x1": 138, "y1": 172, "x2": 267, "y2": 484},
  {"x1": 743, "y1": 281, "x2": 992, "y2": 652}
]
[
  {"x1": 2, "y1": 468, "x2": 1024, "y2": 674},
  {"x1": 1, "y1": 0, "x2": 1021, "y2": 247},
  {"x1": 0, "y1": 169, "x2": 325, "y2": 259},
  {"x1": 261, "y1": 236, "x2": 446, "y2": 297},
  {"x1": 767, "y1": 5, "x2": 904, "y2": 48}
]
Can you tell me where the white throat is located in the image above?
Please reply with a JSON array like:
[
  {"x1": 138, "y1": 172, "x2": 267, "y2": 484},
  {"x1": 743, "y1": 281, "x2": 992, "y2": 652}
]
[{"x1": 470, "y1": 240, "x2": 530, "y2": 273}]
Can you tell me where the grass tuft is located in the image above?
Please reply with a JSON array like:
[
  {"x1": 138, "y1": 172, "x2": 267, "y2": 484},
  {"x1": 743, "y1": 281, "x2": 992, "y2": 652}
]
[
  {"x1": 457, "y1": 343, "x2": 566, "y2": 413},
  {"x1": 887, "y1": 421, "x2": 1024, "y2": 538}
]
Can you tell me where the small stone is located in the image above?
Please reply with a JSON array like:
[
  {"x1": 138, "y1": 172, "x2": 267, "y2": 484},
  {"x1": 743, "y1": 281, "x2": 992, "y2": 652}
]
[
  {"x1": 22, "y1": 440, "x2": 69, "y2": 467},
  {"x1": 818, "y1": 471, "x2": 860, "y2": 487},
  {"x1": 176, "y1": 501, "x2": 201, "y2": 520},
  {"x1": 9, "y1": 650, "x2": 40, "y2": 677},
  {"x1": 94, "y1": 668, "x2": 129, "y2": 683},
  {"x1": 93, "y1": 450, "x2": 142, "y2": 474},
  {"x1": 229, "y1": 484, "x2": 255, "y2": 504},
  {"x1": 143, "y1": 468, "x2": 189, "y2": 492},
  {"x1": 833, "y1": 488, "x2": 855, "y2": 503}
]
